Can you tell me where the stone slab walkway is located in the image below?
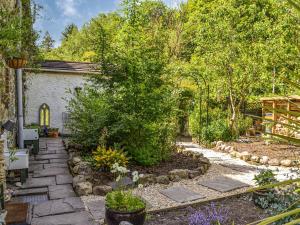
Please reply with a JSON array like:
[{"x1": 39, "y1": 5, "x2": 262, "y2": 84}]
[{"x1": 12, "y1": 138, "x2": 101, "y2": 225}]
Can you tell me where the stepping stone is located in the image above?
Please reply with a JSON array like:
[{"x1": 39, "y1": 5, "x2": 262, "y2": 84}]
[
  {"x1": 22, "y1": 177, "x2": 56, "y2": 189},
  {"x1": 14, "y1": 187, "x2": 48, "y2": 196},
  {"x1": 55, "y1": 150, "x2": 68, "y2": 154},
  {"x1": 33, "y1": 197, "x2": 85, "y2": 217},
  {"x1": 198, "y1": 176, "x2": 249, "y2": 193},
  {"x1": 13, "y1": 194, "x2": 49, "y2": 205},
  {"x1": 50, "y1": 158, "x2": 68, "y2": 163},
  {"x1": 109, "y1": 177, "x2": 133, "y2": 190},
  {"x1": 30, "y1": 160, "x2": 49, "y2": 165},
  {"x1": 48, "y1": 185, "x2": 76, "y2": 200},
  {"x1": 160, "y1": 187, "x2": 204, "y2": 203},
  {"x1": 33, "y1": 168, "x2": 70, "y2": 178},
  {"x1": 56, "y1": 174, "x2": 73, "y2": 185},
  {"x1": 31, "y1": 211, "x2": 96, "y2": 225},
  {"x1": 36, "y1": 154, "x2": 68, "y2": 160},
  {"x1": 44, "y1": 163, "x2": 68, "y2": 169},
  {"x1": 86, "y1": 200, "x2": 105, "y2": 220},
  {"x1": 29, "y1": 164, "x2": 44, "y2": 173}
]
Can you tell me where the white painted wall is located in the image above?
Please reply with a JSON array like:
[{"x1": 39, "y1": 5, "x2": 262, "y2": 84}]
[{"x1": 25, "y1": 71, "x2": 86, "y2": 133}]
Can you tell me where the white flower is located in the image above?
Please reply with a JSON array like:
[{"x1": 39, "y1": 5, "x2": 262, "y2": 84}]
[
  {"x1": 138, "y1": 184, "x2": 144, "y2": 188},
  {"x1": 116, "y1": 175, "x2": 121, "y2": 182}
]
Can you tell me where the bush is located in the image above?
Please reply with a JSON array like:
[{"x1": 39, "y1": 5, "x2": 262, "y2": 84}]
[
  {"x1": 254, "y1": 169, "x2": 278, "y2": 186},
  {"x1": 238, "y1": 117, "x2": 253, "y2": 135},
  {"x1": 92, "y1": 146, "x2": 128, "y2": 170},
  {"x1": 106, "y1": 191, "x2": 145, "y2": 212}
]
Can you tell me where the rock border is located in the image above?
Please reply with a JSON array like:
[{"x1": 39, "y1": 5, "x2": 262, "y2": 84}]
[
  {"x1": 64, "y1": 141, "x2": 211, "y2": 196},
  {"x1": 215, "y1": 141, "x2": 299, "y2": 168}
]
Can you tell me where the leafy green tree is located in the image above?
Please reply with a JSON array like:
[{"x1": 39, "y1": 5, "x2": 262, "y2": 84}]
[
  {"x1": 40, "y1": 31, "x2": 54, "y2": 52},
  {"x1": 61, "y1": 23, "x2": 78, "y2": 41}
]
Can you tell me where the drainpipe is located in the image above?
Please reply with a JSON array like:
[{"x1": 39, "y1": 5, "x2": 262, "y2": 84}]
[{"x1": 16, "y1": 0, "x2": 24, "y2": 149}]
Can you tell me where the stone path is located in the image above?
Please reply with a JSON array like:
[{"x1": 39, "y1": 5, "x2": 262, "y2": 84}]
[
  {"x1": 178, "y1": 141, "x2": 299, "y2": 184},
  {"x1": 12, "y1": 138, "x2": 102, "y2": 225}
]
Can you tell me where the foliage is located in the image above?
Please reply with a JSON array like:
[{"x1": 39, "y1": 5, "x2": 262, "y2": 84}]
[
  {"x1": 254, "y1": 170, "x2": 278, "y2": 187},
  {"x1": 67, "y1": 0, "x2": 178, "y2": 166},
  {"x1": 105, "y1": 190, "x2": 145, "y2": 212},
  {"x1": 189, "y1": 203, "x2": 229, "y2": 225},
  {"x1": 40, "y1": 31, "x2": 55, "y2": 52},
  {"x1": 92, "y1": 146, "x2": 128, "y2": 170},
  {"x1": 0, "y1": 0, "x2": 39, "y2": 62}
]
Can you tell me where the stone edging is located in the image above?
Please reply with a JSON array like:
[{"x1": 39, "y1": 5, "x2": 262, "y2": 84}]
[
  {"x1": 63, "y1": 141, "x2": 211, "y2": 196},
  {"x1": 215, "y1": 141, "x2": 298, "y2": 168}
]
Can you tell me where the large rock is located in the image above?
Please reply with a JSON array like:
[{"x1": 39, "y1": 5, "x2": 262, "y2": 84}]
[
  {"x1": 73, "y1": 175, "x2": 86, "y2": 187},
  {"x1": 230, "y1": 151, "x2": 238, "y2": 158},
  {"x1": 169, "y1": 169, "x2": 189, "y2": 181},
  {"x1": 260, "y1": 156, "x2": 269, "y2": 165},
  {"x1": 224, "y1": 146, "x2": 232, "y2": 152},
  {"x1": 240, "y1": 151, "x2": 251, "y2": 161},
  {"x1": 188, "y1": 170, "x2": 201, "y2": 179},
  {"x1": 250, "y1": 155, "x2": 260, "y2": 163},
  {"x1": 75, "y1": 182, "x2": 93, "y2": 196},
  {"x1": 72, "y1": 162, "x2": 92, "y2": 176},
  {"x1": 216, "y1": 141, "x2": 224, "y2": 147},
  {"x1": 280, "y1": 159, "x2": 293, "y2": 167},
  {"x1": 220, "y1": 144, "x2": 226, "y2": 151},
  {"x1": 72, "y1": 156, "x2": 82, "y2": 166},
  {"x1": 156, "y1": 175, "x2": 170, "y2": 184},
  {"x1": 93, "y1": 185, "x2": 112, "y2": 196},
  {"x1": 139, "y1": 174, "x2": 156, "y2": 185},
  {"x1": 268, "y1": 158, "x2": 280, "y2": 166}
]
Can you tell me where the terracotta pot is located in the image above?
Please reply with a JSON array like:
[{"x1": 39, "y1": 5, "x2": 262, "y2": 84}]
[
  {"x1": 48, "y1": 131, "x2": 59, "y2": 138},
  {"x1": 6, "y1": 57, "x2": 27, "y2": 69},
  {"x1": 105, "y1": 207, "x2": 146, "y2": 225}
]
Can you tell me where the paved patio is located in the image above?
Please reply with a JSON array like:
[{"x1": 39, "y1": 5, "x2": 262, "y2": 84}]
[{"x1": 13, "y1": 138, "x2": 102, "y2": 225}]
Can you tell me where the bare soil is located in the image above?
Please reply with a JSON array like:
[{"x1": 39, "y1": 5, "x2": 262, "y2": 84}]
[
  {"x1": 145, "y1": 195, "x2": 268, "y2": 225},
  {"x1": 128, "y1": 152, "x2": 201, "y2": 176},
  {"x1": 219, "y1": 137, "x2": 300, "y2": 161}
]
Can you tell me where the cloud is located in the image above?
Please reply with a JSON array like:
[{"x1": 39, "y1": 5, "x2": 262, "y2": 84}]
[{"x1": 56, "y1": 0, "x2": 79, "y2": 17}]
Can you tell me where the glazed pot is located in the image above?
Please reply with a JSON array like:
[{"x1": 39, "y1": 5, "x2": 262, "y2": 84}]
[{"x1": 105, "y1": 207, "x2": 146, "y2": 225}]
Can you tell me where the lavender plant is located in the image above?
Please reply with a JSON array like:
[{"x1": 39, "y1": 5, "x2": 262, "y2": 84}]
[{"x1": 189, "y1": 203, "x2": 229, "y2": 225}]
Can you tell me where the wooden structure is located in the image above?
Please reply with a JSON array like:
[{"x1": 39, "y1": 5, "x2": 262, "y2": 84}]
[{"x1": 261, "y1": 95, "x2": 300, "y2": 134}]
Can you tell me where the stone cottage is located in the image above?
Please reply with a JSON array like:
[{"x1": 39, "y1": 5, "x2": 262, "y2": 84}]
[{"x1": 24, "y1": 60, "x2": 97, "y2": 134}]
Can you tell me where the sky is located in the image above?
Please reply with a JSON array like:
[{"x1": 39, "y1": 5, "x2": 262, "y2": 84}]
[{"x1": 34, "y1": 0, "x2": 185, "y2": 47}]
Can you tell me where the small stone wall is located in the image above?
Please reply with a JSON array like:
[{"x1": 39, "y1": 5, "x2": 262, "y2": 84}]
[
  {"x1": 64, "y1": 141, "x2": 211, "y2": 196},
  {"x1": 215, "y1": 141, "x2": 298, "y2": 167}
]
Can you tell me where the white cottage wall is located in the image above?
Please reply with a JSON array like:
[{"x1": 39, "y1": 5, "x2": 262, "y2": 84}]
[{"x1": 25, "y1": 72, "x2": 86, "y2": 133}]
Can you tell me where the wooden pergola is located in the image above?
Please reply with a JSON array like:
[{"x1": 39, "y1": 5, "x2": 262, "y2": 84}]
[{"x1": 261, "y1": 95, "x2": 300, "y2": 133}]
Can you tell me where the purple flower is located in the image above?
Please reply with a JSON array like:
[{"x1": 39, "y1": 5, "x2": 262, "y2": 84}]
[{"x1": 189, "y1": 203, "x2": 229, "y2": 225}]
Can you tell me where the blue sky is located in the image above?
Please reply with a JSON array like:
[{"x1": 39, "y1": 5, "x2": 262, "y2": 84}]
[{"x1": 34, "y1": 0, "x2": 185, "y2": 47}]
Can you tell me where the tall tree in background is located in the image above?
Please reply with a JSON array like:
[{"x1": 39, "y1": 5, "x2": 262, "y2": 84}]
[
  {"x1": 61, "y1": 23, "x2": 78, "y2": 42},
  {"x1": 41, "y1": 31, "x2": 54, "y2": 52}
]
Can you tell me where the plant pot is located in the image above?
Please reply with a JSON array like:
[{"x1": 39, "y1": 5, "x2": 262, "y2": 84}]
[
  {"x1": 48, "y1": 131, "x2": 59, "y2": 138},
  {"x1": 6, "y1": 57, "x2": 27, "y2": 69},
  {"x1": 105, "y1": 207, "x2": 146, "y2": 225}
]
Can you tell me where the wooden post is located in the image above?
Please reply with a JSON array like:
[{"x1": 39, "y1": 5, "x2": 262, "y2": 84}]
[{"x1": 272, "y1": 100, "x2": 276, "y2": 133}]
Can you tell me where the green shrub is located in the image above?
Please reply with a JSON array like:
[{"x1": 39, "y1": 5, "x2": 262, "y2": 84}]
[
  {"x1": 254, "y1": 169, "x2": 278, "y2": 186},
  {"x1": 106, "y1": 191, "x2": 146, "y2": 212},
  {"x1": 238, "y1": 117, "x2": 253, "y2": 135}
]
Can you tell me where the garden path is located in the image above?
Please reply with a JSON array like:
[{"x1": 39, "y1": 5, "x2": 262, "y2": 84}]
[
  {"x1": 178, "y1": 141, "x2": 299, "y2": 183},
  {"x1": 13, "y1": 138, "x2": 102, "y2": 225}
]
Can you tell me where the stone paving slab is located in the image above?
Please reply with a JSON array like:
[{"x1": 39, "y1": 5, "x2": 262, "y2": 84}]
[
  {"x1": 86, "y1": 200, "x2": 105, "y2": 220},
  {"x1": 44, "y1": 163, "x2": 68, "y2": 169},
  {"x1": 38, "y1": 150, "x2": 56, "y2": 155},
  {"x1": 56, "y1": 174, "x2": 73, "y2": 185},
  {"x1": 198, "y1": 176, "x2": 249, "y2": 193},
  {"x1": 21, "y1": 177, "x2": 56, "y2": 189},
  {"x1": 31, "y1": 211, "x2": 96, "y2": 225},
  {"x1": 36, "y1": 153, "x2": 69, "y2": 160},
  {"x1": 160, "y1": 187, "x2": 205, "y2": 203},
  {"x1": 29, "y1": 164, "x2": 44, "y2": 173},
  {"x1": 33, "y1": 197, "x2": 85, "y2": 217},
  {"x1": 14, "y1": 187, "x2": 48, "y2": 196},
  {"x1": 29, "y1": 160, "x2": 49, "y2": 165},
  {"x1": 48, "y1": 185, "x2": 76, "y2": 200},
  {"x1": 33, "y1": 168, "x2": 70, "y2": 178},
  {"x1": 50, "y1": 158, "x2": 68, "y2": 163}
]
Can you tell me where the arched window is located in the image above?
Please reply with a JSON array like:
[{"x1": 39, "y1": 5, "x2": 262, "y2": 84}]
[{"x1": 39, "y1": 103, "x2": 50, "y2": 127}]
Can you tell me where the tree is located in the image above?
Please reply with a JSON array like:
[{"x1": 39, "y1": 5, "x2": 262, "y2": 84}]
[
  {"x1": 41, "y1": 31, "x2": 54, "y2": 52},
  {"x1": 61, "y1": 23, "x2": 78, "y2": 42}
]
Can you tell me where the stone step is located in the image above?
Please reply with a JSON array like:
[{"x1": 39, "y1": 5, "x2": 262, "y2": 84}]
[
  {"x1": 14, "y1": 187, "x2": 48, "y2": 196},
  {"x1": 33, "y1": 168, "x2": 70, "y2": 178},
  {"x1": 21, "y1": 177, "x2": 56, "y2": 189},
  {"x1": 35, "y1": 154, "x2": 69, "y2": 160},
  {"x1": 44, "y1": 163, "x2": 68, "y2": 169},
  {"x1": 48, "y1": 185, "x2": 76, "y2": 200}
]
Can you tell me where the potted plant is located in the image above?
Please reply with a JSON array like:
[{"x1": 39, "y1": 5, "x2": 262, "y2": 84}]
[
  {"x1": 252, "y1": 169, "x2": 278, "y2": 208},
  {"x1": 105, "y1": 163, "x2": 146, "y2": 225},
  {"x1": 48, "y1": 128, "x2": 59, "y2": 138}
]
